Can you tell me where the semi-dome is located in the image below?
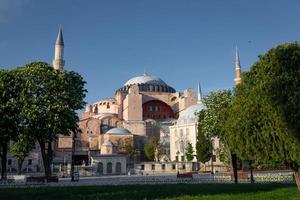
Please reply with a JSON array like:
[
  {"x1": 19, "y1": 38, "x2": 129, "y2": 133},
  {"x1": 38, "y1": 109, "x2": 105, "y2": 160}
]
[
  {"x1": 117, "y1": 72, "x2": 176, "y2": 93},
  {"x1": 106, "y1": 128, "x2": 132, "y2": 135},
  {"x1": 176, "y1": 103, "x2": 206, "y2": 125}
]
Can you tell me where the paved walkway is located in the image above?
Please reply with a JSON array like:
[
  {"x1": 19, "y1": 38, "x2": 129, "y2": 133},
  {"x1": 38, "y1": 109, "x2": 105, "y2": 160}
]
[{"x1": 0, "y1": 171, "x2": 295, "y2": 188}]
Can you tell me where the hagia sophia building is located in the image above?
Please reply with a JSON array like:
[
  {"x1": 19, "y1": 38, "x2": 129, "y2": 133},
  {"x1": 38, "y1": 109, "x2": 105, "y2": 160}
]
[
  {"x1": 4, "y1": 28, "x2": 242, "y2": 175},
  {"x1": 56, "y1": 27, "x2": 200, "y2": 165}
]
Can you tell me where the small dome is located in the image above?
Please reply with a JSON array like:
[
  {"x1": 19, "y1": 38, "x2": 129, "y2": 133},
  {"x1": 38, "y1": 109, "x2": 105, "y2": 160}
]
[
  {"x1": 102, "y1": 140, "x2": 113, "y2": 146},
  {"x1": 124, "y1": 75, "x2": 167, "y2": 86},
  {"x1": 106, "y1": 128, "x2": 132, "y2": 135},
  {"x1": 177, "y1": 103, "x2": 205, "y2": 125}
]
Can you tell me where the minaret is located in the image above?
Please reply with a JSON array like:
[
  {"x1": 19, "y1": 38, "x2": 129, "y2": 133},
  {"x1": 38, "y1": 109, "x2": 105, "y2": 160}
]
[
  {"x1": 53, "y1": 27, "x2": 65, "y2": 70},
  {"x1": 197, "y1": 81, "x2": 203, "y2": 104},
  {"x1": 144, "y1": 68, "x2": 148, "y2": 76},
  {"x1": 234, "y1": 47, "x2": 241, "y2": 85}
]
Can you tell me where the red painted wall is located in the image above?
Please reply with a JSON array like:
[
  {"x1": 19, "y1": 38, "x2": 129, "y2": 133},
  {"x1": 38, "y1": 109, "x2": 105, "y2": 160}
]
[{"x1": 143, "y1": 100, "x2": 176, "y2": 120}]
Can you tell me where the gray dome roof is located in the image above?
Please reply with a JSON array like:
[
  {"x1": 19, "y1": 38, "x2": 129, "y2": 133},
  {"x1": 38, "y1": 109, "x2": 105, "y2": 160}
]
[
  {"x1": 124, "y1": 75, "x2": 167, "y2": 86},
  {"x1": 106, "y1": 128, "x2": 132, "y2": 135},
  {"x1": 102, "y1": 140, "x2": 113, "y2": 146},
  {"x1": 177, "y1": 103, "x2": 206, "y2": 125},
  {"x1": 117, "y1": 74, "x2": 176, "y2": 93}
]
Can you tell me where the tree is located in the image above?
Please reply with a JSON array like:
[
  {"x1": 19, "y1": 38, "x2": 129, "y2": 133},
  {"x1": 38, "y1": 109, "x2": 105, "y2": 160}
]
[
  {"x1": 10, "y1": 135, "x2": 34, "y2": 174},
  {"x1": 185, "y1": 143, "x2": 194, "y2": 162},
  {"x1": 196, "y1": 110, "x2": 212, "y2": 164},
  {"x1": 225, "y1": 43, "x2": 300, "y2": 189},
  {"x1": 196, "y1": 90, "x2": 238, "y2": 183},
  {"x1": 0, "y1": 69, "x2": 22, "y2": 180},
  {"x1": 218, "y1": 143, "x2": 231, "y2": 167},
  {"x1": 117, "y1": 138, "x2": 135, "y2": 163},
  {"x1": 144, "y1": 137, "x2": 162, "y2": 161},
  {"x1": 18, "y1": 62, "x2": 86, "y2": 178}
]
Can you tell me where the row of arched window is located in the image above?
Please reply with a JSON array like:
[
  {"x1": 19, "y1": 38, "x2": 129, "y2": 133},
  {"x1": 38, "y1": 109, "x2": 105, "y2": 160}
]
[
  {"x1": 118, "y1": 84, "x2": 176, "y2": 93},
  {"x1": 97, "y1": 162, "x2": 122, "y2": 174},
  {"x1": 174, "y1": 128, "x2": 190, "y2": 138}
]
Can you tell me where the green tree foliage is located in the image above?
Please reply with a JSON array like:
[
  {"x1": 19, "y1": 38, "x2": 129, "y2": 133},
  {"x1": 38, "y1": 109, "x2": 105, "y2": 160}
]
[
  {"x1": 225, "y1": 43, "x2": 300, "y2": 188},
  {"x1": 185, "y1": 143, "x2": 194, "y2": 162},
  {"x1": 217, "y1": 143, "x2": 231, "y2": 167},
  {"x1": 199, "y1": 90, "x2": 233, "y2": 139},
  {"x1": 144, "y1": 137, "x2": 162, "y2": 161},
  {"x1": 0, "y1": 69, "x2": 23, "y2": 180},
  {"x1": 196, "y1": 110, "x2": 212, "y2": 163},
  {"x1": 197, "y1": 90, "x2": 239, "y2": 182},
  {"x1": 117, "y1": 138, "x2": 135, "y2": 162},
  {"x1": 10, "y1": 135, "x2": 34, "y2": 174},
  {"x1": 17, "y1": 62, "x2": 87, "y2": 178}
]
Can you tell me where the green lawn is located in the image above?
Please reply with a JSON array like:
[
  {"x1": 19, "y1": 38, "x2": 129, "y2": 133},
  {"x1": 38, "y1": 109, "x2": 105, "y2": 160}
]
[{"x1": 0, "y1": 183, "x2": 299, "y2": 200}]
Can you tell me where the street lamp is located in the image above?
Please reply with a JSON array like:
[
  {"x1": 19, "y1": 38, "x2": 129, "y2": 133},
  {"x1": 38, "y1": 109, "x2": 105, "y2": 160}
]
[{"x1": 176, "y1": 150, "x2": 180, "y2": 174}]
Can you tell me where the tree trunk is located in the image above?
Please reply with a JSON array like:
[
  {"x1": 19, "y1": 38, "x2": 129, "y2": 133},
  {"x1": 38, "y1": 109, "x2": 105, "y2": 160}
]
[
  {"x1": 230, "y1": 152, "x2": 238, "y2": 184},
  {"x1": 39, "y1": 141, "x2": 52, "y2": 178},
  {"x1": 295, "y1": 171, "x2": 300, "y2": 192},
  {"x1": 17, "y1": 159, "x2": 24, "y2": 175},
  {"x1": 250, "y1": 166, "x2": 254, "y2": 183},
  {"x1": 1, "y1": 143, "x2": 8, "y2": 180},
  {"x1": 211, "y1": 157, "x2": 214, "y2": 174}
]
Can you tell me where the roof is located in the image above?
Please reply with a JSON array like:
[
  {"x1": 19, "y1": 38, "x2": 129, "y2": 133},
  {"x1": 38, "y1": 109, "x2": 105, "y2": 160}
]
[
  {"x1": 124, "y1": 74, "x2": 167, "y2": 86},
  {"x1": 92, "y1": 113, "x2": 116, "y2": 120},
  {"x1": 102, "y1": 140, "x2": 113, "y2": 146},
  {"x1": 56, "y1": 28, "x2": 64, "y2": 45},
  {"x1": 106, "y1": 128, "x2": 132, "y2": 135},
  {"x1": 176, "y1": 103, "x2": 206, "y2": 125}
]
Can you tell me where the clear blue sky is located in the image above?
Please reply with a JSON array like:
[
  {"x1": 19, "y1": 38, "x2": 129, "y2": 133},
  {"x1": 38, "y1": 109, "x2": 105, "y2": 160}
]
[{"x1": 1, "y1": 0, "x2": 300, "y2": 104}]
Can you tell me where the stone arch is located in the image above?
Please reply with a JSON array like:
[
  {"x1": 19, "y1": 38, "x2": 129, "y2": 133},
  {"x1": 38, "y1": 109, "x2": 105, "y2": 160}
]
[
  {"x1": 97, "y1": 162, "x2": 103, "y2": 174},
  {"x1": 143, "y1": 100, "x2": 175, "y2": 120},
  {"x1": 107, "y1": 162, "x2": 112, "y2": 174}
]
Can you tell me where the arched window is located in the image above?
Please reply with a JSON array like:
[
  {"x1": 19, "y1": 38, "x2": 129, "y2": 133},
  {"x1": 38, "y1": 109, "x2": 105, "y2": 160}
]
[
  {"x1": 171, "y1": 96, "x2": 177, "y2": 102},
  {"x1": 93, "y1": 106, "x2": 98, "y2": 113},
  {"x1": 149, "y1": 85, "x2": 154, "y2": 92},
  {"x1": 97, "y1": 162, "x2": 103, "y2": 175},
  {"x1": 116, "y1": 162, "x2": 121, "y2": 174},
  {"x1": 107, "y1": 162, "x2": 112, "y2": 174}
]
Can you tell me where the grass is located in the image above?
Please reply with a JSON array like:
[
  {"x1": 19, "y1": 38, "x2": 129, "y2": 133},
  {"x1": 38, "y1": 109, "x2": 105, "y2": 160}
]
[{"x1": 0, "y1": 183, "x2": 299, "y2": 200}]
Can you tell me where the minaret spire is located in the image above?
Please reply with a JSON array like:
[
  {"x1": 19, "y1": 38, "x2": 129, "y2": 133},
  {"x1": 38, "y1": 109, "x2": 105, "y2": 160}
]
[
  {"x1": 144, "y1": 68, "x2": 148, "y2": 76},
  {"x1": 53, "y1": 27, "x2": 65, "y2": 71},
  {"x1": 197, "y1": 81, "x2": 203, "y2": 104},
  {"x1": 234, "y1": 47, "x2": 241, "y2": 85}
]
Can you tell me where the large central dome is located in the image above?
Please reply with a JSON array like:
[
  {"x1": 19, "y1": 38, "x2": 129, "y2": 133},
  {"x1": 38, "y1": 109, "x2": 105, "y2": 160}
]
[
  {"x1": 124, "y1": 75, "x2": 167, "y2": 86},
  {"x1": 117, "y1": 72, "x2": 176, "y2": 93}
]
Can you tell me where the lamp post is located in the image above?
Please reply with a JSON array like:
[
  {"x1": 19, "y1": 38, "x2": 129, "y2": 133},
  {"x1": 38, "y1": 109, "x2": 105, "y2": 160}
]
[
  {"x1": 176, "y1": 150, "x2": 180, "y2": 174},
  {"x1": 71, "y1": 129, "x2": 77, "y2": 181}
]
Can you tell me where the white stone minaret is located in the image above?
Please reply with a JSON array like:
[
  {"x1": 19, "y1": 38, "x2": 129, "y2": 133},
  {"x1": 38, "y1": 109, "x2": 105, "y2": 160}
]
[
  {"x1": 197, "y1": 81, "x2": 203, "y2": 104},
  {"x1": 53, "y1": 27, "x2": 65, "y2": 70},
  {"x1": 234, "y1": 47, "x2": 241, "y2": 85}
]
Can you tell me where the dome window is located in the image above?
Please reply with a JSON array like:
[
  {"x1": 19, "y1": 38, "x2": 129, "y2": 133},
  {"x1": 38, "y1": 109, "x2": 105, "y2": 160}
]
[{"x1": 171, "y1": 97, "x2": 177, "y2": 102}]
